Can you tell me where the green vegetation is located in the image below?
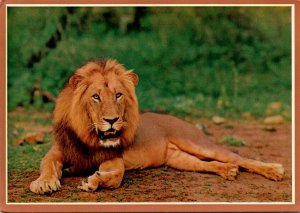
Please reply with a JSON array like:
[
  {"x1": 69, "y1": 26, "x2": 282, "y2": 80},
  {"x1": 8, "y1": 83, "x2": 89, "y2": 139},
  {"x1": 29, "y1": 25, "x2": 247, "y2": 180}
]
[
  {"x1": 122, "y1": 176, "x2": 134, "y2": 188},
  {"x1": 7, "y1": 6, "x2": 291, "y2": 178},
  {"x1": 217, "y1": 135, "x2": 246, "y2": 147},
  {"x1": 7, "y1": 112, "x2": 52, "y2": 173},
  {"x1": 8, "y1": 7, "x2": 291, "y2": 118}
]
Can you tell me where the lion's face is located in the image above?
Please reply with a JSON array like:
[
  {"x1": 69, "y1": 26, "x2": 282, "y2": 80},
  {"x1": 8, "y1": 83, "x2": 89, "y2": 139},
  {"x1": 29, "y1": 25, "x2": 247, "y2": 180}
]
[
  {"x1": 85, "y1": 72, "x2": 128, "y2": 148},
  {"x1": 63, "y1": 60, "x2": 139, "y2": 149}
]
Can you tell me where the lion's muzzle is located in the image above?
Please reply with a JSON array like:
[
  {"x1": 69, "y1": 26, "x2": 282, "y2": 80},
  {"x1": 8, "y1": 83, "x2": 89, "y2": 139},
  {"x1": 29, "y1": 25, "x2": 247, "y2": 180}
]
[
  {"x1": 95, "y1": 117, "x2": 125, "y2": 148},
  {"x1": 98, "y1": 129, "x2": 121, "y2": 140}
]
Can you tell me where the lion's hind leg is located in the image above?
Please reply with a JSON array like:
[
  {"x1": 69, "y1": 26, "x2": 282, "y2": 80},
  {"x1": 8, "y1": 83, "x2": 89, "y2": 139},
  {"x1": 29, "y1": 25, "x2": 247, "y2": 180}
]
[
  {"x1": 199, "y1": 147, "x2": 285, "y2": 181},
  {"x1": 172, "y1": 139, "x2": 284, "y2": 181},
  {"x1": 190, "y1": 144, "x2": 285, "y2": 181},
  {"x1": 237, "y1": 158, "x2": 284, "y2": 181},
  {"x1": 201, "y1": 145, "x2": 285, "y2": 181},
  {"x1": 165, "y1": 143, "x2": 238, "y2": 180}
]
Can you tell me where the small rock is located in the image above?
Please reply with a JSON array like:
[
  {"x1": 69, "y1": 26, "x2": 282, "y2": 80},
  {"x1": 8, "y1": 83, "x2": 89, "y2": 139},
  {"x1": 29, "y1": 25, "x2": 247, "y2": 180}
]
[
  {"x1": 263, "y1": 125, "x2": 277, "y2": 132},
  {"x1": 33, "y1": 145, "x2": 41, "y2": 152},
  {"x1": 282, "y1": 111, "x2": 291, "y2": 119},
  {"x1": 242, "y1": 112, "x2": 252, "y2": 120},
  {"x1": 265, "y1": 102, "x2": 282, "y2": 115},
  {"x1": 264, "y1": 115, "x2": 284, "y2": 125},
  {"x1": 13, "y1": 129, "x2": 19, "y2": 136},
  {"x1": 16, "y1": 138, "x2": 24, "y2": 145},
  {"x1": 24, "y1": 132, "x2": 44, "y2": 144},
  {"x1": 212, "y1": 116, "x2": 226, "y2": 125},
  {"x1": 196, "y1": 124, "x2": 213, "y2": 136},
  {"x1": 268, "y1": 102, "x2": 282, "y2": 110},
  {"x1": 17, "y1": 132, "x2": 45, "y2": 145}
]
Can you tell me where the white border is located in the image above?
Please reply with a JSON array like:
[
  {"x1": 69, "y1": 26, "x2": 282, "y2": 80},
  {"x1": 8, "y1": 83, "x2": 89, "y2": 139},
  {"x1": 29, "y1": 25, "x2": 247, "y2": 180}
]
[
  {"x1": 6, "y1": 3, "x2": 295, "y2": 7},
  {"x1": 5, "y1": 4, "x2": 295, "y2": 206},
  {"x1": 291, "y1": 3, "x2": 295, "y2": 205}
]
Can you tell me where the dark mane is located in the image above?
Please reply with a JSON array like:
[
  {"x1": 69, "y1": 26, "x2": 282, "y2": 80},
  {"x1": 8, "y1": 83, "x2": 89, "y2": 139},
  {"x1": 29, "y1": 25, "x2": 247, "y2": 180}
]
[
  {"x1": 51, "y1": 59, "x2": 139, "y2": 174},
  {"x1": 53, "y1": 120, "x2": 123, "y2": 175}
]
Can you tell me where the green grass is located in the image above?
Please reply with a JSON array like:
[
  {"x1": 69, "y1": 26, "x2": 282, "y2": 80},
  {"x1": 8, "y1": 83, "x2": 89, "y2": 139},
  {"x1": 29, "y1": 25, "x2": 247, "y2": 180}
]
[
  {"x1": 7, "y1": 7, "x2": 291, "y2": 119},
  {"x1": 7, "y1": 6, "x2": 291, "y2": 182},
  {"x1": 122, "y1": 176, "x2": 135, "y2": 188},
  {"x1": 7, "y1": 112, "x2": 52, "y2": 174},
  {"x1": 217, "y1": 135, "x2": 246, "y2": 147}
]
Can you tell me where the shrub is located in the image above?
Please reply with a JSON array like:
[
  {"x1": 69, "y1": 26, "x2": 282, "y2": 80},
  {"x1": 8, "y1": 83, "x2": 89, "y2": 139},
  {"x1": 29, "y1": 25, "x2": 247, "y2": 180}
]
[{"x1": 7, "y1": 7, "x2": 291, "y2": 118}]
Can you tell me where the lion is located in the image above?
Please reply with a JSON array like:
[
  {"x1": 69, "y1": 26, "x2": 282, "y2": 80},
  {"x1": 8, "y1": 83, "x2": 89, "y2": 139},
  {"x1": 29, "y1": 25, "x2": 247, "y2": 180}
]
[{"x1": 30, "y1": 59, "x2": 285, "y2": 194}]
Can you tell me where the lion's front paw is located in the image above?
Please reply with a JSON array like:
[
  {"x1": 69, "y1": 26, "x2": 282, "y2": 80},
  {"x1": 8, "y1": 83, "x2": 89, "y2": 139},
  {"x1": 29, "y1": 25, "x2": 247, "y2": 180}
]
[
  {"x1": 77, "y1": 180, "x2": 98, "y2": 192},
  {"x1": 30, "y1": 176, "x2": 61, "y2": 195}
]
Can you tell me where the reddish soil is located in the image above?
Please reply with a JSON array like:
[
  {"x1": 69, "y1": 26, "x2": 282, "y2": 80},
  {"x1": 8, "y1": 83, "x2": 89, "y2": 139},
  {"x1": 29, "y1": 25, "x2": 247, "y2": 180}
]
[{"x1": 7, "y1": 118, "x2": 292, "y2": 203}]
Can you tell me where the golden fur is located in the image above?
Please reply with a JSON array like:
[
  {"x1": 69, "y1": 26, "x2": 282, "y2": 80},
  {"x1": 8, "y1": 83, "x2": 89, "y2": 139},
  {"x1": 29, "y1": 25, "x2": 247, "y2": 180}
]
[
  {"x1": 30, "y1": 59, "x2": 284, "y2": 194},
  {"x1": 30, "y1": 59, "x2": 138, "y2": 194},
  {"x1": 54, "y1": 59, "x2": 139, "y2": 149}
]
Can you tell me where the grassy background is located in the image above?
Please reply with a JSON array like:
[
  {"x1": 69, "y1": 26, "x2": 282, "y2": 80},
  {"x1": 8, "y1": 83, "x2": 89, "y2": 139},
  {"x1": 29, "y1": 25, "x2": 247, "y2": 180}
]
[
  {"x1": 8, "y1": 6, "x2": 291, "y2": 118},
  {"x1": 7, "y1": 111, "x2": 53, "y2": 173},
  {"x1": 7, "y1": 7, "x2": 292, "y2": 175}
]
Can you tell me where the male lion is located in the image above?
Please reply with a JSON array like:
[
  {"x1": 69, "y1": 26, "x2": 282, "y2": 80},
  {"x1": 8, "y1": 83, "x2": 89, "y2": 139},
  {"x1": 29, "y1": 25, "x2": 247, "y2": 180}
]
[{"x1": 30, "y1": 59, "x2": 284, "y2": 194}]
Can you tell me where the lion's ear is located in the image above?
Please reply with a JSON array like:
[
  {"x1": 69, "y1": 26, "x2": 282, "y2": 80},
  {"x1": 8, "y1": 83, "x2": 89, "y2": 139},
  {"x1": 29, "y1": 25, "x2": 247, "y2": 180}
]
[
  {"x1": 127, "y1": 71, "x2": 139, "y2": 86},
  {"x1": 68, "y1": 74, "x2": 84, "y2": 90}
]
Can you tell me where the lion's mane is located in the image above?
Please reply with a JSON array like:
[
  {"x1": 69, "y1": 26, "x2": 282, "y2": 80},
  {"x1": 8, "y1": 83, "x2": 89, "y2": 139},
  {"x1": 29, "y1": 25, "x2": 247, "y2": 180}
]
[{"x1": 51, "y1": 59, "x2": 139, "y2": 174}]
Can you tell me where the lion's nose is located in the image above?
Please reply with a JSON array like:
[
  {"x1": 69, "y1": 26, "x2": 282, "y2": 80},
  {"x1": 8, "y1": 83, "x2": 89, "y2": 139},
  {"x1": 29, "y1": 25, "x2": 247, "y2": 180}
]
[{"x1": 103, "y1": 117, "x2": 119, "y2": 125}]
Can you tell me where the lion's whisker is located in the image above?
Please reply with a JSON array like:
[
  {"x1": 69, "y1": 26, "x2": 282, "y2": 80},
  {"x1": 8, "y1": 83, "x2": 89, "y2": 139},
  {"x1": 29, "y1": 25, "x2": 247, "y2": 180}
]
[
  {"x1": 88, "y1": 123, "x2": 95, "y2": 127},
  {"x1": 88, "y1": 123, "x2": 98, "y2": 134}
]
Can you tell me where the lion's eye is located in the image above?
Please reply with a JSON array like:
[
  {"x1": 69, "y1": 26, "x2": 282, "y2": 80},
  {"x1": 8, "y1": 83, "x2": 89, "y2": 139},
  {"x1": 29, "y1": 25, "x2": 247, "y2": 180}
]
[
  {"x1": 92, "y1": 94, "x2": 100, "y2": 102},
  {"x1": 116, "y1": 93, "x2": 123, "y2": 100}
]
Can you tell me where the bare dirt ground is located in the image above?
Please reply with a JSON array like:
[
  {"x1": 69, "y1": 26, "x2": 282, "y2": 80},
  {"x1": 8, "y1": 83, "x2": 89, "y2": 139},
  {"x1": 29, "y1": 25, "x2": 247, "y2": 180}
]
[{"x1": 7, "y1": 114, "x2": 292, "y2": 203}]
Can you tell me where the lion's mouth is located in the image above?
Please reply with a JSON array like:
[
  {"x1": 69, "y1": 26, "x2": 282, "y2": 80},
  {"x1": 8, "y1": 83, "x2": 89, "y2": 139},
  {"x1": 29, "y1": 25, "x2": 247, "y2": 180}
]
[{"x1": 98, "y1": 129, "x2": 121, "y2": 140}]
